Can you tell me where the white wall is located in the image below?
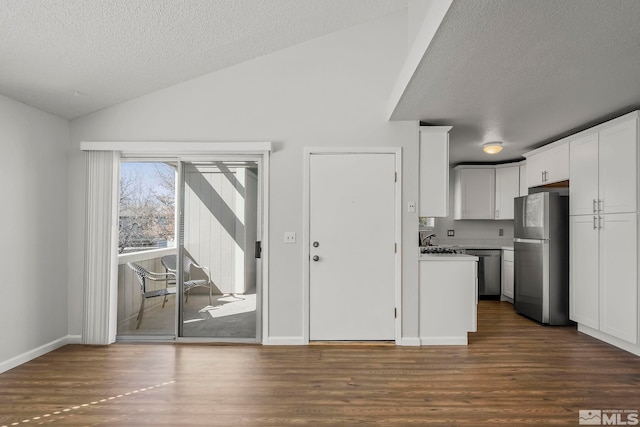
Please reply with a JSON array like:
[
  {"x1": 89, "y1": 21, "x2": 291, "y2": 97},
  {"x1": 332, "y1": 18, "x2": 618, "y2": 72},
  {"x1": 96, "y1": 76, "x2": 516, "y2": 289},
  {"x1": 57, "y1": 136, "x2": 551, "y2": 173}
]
[
  {"x1": 0, "y1": 94, "x2": 70, "y2": 370},
  {"x1": 68, "y1": 12, "x2": 421, "y2": 342}
]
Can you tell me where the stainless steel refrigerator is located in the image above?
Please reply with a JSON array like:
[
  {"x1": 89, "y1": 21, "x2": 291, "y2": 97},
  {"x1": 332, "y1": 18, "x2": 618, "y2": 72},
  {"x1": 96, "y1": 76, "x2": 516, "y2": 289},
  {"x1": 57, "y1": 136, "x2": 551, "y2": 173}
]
[{"x1": 514, "y1": 192, "x2": 571, "y2": 325}]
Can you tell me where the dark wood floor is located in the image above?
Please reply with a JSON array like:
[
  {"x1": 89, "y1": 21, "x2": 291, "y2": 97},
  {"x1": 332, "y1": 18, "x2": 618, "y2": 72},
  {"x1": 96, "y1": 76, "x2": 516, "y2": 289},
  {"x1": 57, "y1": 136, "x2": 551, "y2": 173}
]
[{"x1": 1, "y1": 301, "x2": 639, "y2": 426}]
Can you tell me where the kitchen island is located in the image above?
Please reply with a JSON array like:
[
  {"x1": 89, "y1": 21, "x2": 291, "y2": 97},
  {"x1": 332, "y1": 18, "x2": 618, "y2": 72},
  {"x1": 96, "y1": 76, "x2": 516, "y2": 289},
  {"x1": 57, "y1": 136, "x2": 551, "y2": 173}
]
[{"x1": 419, "y1": 253, "x2": 478, "y2": 345}]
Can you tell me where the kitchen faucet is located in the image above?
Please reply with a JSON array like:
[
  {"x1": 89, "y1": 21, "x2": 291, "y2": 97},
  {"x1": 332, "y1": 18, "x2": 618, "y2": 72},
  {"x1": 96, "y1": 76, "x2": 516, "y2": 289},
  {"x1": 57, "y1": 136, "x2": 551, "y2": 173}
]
[{"x1": 421, "y1": 233, "x2": 436, "y2": 246}]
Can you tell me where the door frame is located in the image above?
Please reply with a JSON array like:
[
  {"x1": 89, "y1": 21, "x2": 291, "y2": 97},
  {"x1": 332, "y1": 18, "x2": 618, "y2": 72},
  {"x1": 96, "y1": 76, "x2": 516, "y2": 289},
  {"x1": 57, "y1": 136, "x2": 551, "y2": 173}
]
[{"x1": 302, "y1": 147, "x2": 402, "y2": 344}]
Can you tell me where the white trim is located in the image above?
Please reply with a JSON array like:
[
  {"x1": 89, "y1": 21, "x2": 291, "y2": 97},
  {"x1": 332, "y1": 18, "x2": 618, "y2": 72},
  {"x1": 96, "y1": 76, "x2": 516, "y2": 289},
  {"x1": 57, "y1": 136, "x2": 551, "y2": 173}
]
[
  {"x1": 399, "y1": 337, "x2": 421, "y2": 346},
  {"x1": 117, "y1": 247, "x2": 176, "y2": 265},
  {"x1": 0, "y1": 335, "x2": 80, "y2": 374},
  {"x1": 302, "y1": 147, "x2": 403, "y2": 344},
  {"x1": 81, "y1": 141, "x2": 273, "y2": 153},
  {"x1": 577, "y1": 324, "x2": 640, "y2": 357},
  {"x1": 263, "y1": 336, "x2": 306, "y2": 345},
  {"x1": 261, "y1": 153, "x2": 270, "y2": 345},
  {"x1": 420, "y1": 336, "x2": 468, "y2": 346},
  {"x1": 387, "y1": 0, "x2": 453, "y2": 120}
]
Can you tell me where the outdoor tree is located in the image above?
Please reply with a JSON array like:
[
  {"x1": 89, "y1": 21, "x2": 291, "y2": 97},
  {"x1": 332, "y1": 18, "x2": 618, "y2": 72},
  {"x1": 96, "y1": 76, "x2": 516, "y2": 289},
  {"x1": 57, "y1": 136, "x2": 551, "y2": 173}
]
[{"x1": 118, "y1": 163, "x2": 176, "y2": 253}]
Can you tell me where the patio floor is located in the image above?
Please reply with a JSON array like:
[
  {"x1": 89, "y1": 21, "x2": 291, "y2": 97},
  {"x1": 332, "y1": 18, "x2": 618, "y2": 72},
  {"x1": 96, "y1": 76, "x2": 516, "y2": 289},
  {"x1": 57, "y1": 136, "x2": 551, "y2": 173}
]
[{"x1": 117, "y1": 292, "x2": 257, "y2": 339}]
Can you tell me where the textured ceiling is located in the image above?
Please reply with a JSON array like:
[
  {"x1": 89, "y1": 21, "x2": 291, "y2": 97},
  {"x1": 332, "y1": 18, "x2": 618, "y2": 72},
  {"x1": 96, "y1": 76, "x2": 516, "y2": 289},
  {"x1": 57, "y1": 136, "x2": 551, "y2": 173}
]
[
  {"x1": 0, "y1": 0, "x2": 407, "y2": 119},
  {"x1": 391, "y1": 0, "x2": 640, "y2": 164}
]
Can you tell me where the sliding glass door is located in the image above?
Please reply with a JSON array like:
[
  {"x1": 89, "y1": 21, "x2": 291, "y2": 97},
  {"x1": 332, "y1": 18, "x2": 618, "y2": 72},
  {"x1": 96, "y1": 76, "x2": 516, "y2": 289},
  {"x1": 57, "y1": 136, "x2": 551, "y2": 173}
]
[
  {"x1": 116, "y1": 157, "x2": 261, "y2": 342},
  {"x1": 178, "y1": 161, "x2": 260, "y2": 340}
]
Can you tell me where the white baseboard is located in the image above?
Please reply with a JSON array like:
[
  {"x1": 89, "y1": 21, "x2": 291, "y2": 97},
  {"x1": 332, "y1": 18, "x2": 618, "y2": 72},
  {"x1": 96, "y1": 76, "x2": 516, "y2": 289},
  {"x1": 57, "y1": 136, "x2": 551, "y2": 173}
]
[
  {"x1": 263, "y1": 336, "x2": 305, "y2": 345},
  {"x1": 577, "y1": 324, "x2": 640, "y2": 357},
  {"x1": 420, "y1": 336, "x2": 468, "y2": 346},
  {"x1": 67, "y1": 335, "x2": 82, "y2": 344},
  {"x1": 399, "y1": 337, "x2": 421, "y2": 346},
  {"x1": 0, "y1": 335, "x2": 79, "y2": 374}
]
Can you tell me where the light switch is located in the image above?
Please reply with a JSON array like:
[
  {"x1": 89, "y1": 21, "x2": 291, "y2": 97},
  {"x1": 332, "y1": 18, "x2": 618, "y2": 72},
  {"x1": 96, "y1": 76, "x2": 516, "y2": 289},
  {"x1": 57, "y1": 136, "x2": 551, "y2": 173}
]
[
  {"x1": 408, "y1": 201, "x2": 416, "y2": 213},
  {"x1": 284, "y1": 232, "x2": 296, "y2": 244}
]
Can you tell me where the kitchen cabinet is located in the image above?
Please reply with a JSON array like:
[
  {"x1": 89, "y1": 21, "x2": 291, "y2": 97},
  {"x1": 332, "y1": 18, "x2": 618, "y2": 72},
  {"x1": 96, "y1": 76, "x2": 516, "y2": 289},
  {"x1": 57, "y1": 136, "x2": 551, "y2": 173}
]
[
  {"x1": 569, "y1": 215, "x2": 600, "y2": 329},
  {"x1": 453, "y1": 166, "x2": 495, "y2": 219},
  {"x1": 419, "y1": 255, "x2": 478, "y2": 344},
  {"x1": 495, "y1": 166, "x2": 520, "y2": 220},
  {"x1": 525, "y1": 143, "x2": 569, "y2": 188},
  {"x1": 569, "y1": 111, "x2": 640, "y2": 351},
  {"x1": 569, "y1": 118, "x2": 637, "y2": 216},
  {"x1": 570, "y1": 213, "x2": 638, "y2": 344},
  {"x1": 419, "y1": 126, "x2": 452, "y2": 217},
  {"x1": 501, "y1": 249, "x2": 514, "y2": 301},
  {"x1": 519, "y1": 164, "x2": 527, "y2": 196}
]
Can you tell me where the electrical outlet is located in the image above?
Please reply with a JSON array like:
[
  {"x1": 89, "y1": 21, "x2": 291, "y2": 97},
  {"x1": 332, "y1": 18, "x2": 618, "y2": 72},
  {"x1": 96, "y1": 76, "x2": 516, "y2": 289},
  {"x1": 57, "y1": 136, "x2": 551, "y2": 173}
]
[
  {"x1": 499, "y1": 228, "x2": 504, "y2": 236},
  {"x1": 408, "y1": 201, "x2": 416, "y2": 213},
  {"x1": 284, "y1": 232, "x2": 296, "y2": 244},
  {"x1": 447, "y1": 230, "x2": 455, "y2": 237}
]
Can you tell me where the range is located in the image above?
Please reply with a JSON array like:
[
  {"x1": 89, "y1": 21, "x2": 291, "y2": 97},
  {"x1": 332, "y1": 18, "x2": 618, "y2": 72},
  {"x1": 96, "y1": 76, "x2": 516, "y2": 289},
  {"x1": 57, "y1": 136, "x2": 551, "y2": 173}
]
[{"x1": 420, "y1": 247, "x2": 464, "y2": 254}]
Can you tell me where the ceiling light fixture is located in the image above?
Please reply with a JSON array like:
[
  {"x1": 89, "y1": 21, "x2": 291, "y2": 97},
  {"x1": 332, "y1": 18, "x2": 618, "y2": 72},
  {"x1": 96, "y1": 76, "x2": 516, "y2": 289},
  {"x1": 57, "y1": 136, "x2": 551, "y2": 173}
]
[{"x1": 482, "y1": 141, "x2": 503, "y2": 154}]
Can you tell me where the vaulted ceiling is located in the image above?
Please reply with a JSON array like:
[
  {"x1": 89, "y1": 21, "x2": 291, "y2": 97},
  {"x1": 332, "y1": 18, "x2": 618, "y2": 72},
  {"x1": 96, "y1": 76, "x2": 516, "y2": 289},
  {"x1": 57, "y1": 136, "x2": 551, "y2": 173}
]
[
  {"x1": 0, "y1": 0, "x2": 407, "y2": 120},
  {"x1": 2, "y1": 0, "x2": 640, "y2": 165}
]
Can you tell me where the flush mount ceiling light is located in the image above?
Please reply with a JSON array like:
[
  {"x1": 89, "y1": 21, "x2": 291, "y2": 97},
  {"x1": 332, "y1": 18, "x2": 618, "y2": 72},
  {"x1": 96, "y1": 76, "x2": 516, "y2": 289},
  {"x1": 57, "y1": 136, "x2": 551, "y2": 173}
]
[{"x1": 482, "y1": 141, "x2": 503, "y2": 154}]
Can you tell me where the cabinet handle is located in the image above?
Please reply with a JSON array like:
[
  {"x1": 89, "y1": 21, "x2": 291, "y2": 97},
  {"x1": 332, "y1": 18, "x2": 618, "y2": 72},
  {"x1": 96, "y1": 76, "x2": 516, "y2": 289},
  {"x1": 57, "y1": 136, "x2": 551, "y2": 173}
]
[
  {"x1": 593, "y1": 216, "x2": 598, "y2": 230},
  {"x1": 599, "y1": 216, "x2": 603, "y2": 229},
  {"x1": 598, "y1": 199, "x2": 603, "y2": 213},
  {"x1": 541, "y1": 171, "x2": 545, "y2": 183},
  {"x1": 593, "y1": 199, "x2": 597, "y2": 214}
]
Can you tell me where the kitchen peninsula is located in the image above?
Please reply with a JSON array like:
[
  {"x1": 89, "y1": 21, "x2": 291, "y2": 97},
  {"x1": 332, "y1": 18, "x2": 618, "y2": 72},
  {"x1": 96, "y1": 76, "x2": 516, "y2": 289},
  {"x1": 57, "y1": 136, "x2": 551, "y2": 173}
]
[{"x1": 419, "y1": 252, "x2": 478, "y2": 345}]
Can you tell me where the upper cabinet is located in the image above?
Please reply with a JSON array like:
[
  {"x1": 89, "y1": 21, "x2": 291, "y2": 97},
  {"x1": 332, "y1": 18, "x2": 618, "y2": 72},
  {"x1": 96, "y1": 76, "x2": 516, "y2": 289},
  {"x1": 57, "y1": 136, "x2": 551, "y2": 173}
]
[
  {"x1": 453, "y1": 166, "x2": 495, "y2": 219},
  {"x1": 525, "y1": 142, "x2": 569, "y2": 188},
  {"x1": 570, "y1": 114, "x2": 638, "y2": 216},
  {"x1": 453, "y1": 163, "x2": 522, "y2": 220},
  {"x1": 495, "y1": 165, "x2": 520, "y2": 220},
  {"x1": 519, "y1": 164, "x2": 527, "y2": 196},
  {"x1": 419, "y1": 126, "x2": 452, "y2": 217}
]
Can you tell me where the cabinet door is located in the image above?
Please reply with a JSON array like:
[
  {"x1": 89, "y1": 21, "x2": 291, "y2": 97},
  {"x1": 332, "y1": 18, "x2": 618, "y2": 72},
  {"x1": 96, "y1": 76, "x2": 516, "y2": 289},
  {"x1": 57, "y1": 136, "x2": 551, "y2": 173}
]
[
  {"x1": 419, "y1": 128, "x2": 450, "y2": 217},
  {"x1": 459, "y1": 168, "x2": 495, "y2": 219},
  {"x1": 502, "y1": 260, "x2": 514, "y2": 299},
  {"x1": 519, "y1": 164, "x2": 527, "y2": 196},
  {"x1": 599, "y1": 118, "x2": 638, "y2": 214},
  {"x1": 545, "y1": 144, "x2": 569, "y2": 184},
  {"x1": 569, "y1": 132, "x2": 599, "y2": 215},
  {"x1": 495, "y1": 166, "x2": 519, "y2": 220},
  {"x1": 599, "y1": 213, "x2": 638, "y2": 344},
  {"x1": 569, "y1": 215, "x2": 600, "y2": 329},
  {"x1": 526, "y1": 153, "x2": 546, "y2": 188}
]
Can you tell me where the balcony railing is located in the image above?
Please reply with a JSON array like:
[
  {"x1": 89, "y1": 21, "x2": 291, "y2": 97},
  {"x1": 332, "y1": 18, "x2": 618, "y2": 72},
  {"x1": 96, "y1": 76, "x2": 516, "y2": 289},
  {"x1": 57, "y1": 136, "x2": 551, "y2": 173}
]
[{"x1": 117, "y1": 247, "x2": 176, "y2": 324}]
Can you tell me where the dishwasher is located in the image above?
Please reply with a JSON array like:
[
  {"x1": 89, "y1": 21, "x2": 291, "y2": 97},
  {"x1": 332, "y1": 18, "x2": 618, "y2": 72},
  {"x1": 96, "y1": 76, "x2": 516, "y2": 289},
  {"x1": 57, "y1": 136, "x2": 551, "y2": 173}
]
[{"x1": 464, "y1": 249, "x2": 501, "y2": 299}]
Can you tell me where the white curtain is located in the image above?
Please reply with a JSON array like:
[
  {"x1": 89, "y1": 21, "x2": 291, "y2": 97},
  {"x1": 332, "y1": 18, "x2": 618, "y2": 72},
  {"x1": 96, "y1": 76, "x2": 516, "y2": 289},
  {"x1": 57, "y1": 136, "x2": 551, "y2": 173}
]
[{"x1": 82, "y1": 151, "x2": 120, "y2": 344}]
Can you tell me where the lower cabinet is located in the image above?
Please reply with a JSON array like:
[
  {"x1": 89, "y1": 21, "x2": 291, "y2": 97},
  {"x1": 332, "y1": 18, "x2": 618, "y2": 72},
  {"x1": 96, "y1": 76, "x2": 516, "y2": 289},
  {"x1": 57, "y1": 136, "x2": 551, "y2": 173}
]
[
  {"x1": 570, "y1": 213, "x2": 638, "y2": 345},
  {"x1": 501, "y1": 249, "x2": 514, "y2": 301},
  {"x1": 419, "y1": 257, "x2": 477, "y2": 345}
]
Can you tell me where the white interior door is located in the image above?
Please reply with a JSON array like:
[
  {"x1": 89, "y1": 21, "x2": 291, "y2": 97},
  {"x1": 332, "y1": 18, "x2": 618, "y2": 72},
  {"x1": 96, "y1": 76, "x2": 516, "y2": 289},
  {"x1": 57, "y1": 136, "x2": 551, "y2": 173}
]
[{"x1": 309, "y1": 153, "x2": 396, "y2": 340}]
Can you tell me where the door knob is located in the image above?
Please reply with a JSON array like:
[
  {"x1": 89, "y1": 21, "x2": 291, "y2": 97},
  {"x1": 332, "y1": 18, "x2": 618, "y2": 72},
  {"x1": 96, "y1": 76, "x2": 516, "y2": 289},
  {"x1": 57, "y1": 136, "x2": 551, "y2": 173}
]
[
  {"x1": 312, "y1": 255, "x2": 320, "y2": 262},
  {"x1": 313, "y1": 241, "x2": 319, "y2": 247}
]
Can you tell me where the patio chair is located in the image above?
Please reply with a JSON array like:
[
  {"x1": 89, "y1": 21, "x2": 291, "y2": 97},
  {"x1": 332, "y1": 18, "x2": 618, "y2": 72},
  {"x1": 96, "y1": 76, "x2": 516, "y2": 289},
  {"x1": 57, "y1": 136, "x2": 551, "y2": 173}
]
[
  {"x1": 126, "y1": 262, "x2": 176, "y2": 329},
  {"x1": 161, "y1": 254, "x2": 213, "y2": 305}
]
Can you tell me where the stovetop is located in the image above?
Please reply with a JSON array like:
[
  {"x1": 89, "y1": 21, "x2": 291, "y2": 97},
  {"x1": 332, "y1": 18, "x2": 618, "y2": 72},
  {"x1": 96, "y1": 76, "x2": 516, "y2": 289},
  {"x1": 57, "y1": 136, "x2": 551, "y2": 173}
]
[{"x1": 420, "y1": 247, "x2": 464, "y2": 254}]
